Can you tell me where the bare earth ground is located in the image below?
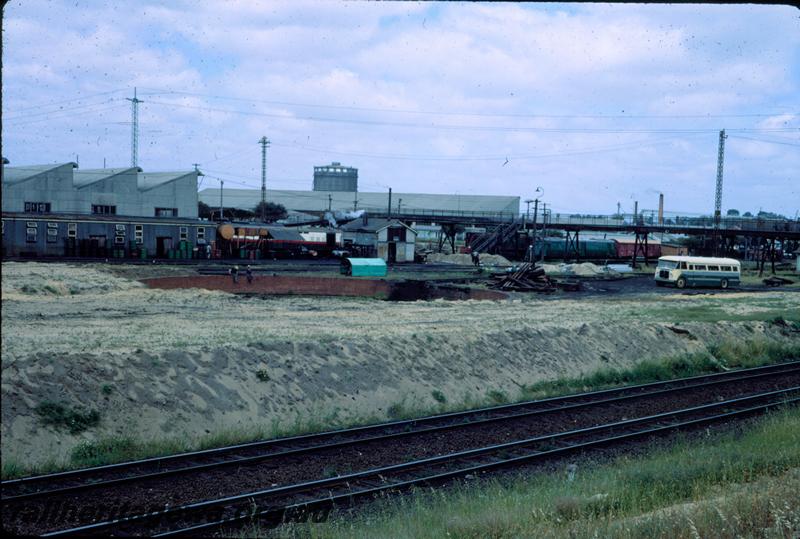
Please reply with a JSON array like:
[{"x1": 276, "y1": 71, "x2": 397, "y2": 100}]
[{"x1": 2, "y1": 261, "x2": 799, "y2": 467}]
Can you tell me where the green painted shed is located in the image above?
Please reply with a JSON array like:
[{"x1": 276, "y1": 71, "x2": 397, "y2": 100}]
[{"x1": 341, "y1": 257, "x2": 387, "y2": 277}]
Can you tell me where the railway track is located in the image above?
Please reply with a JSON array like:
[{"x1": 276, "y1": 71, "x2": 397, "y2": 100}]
[
  {"x1": 4, "y1": 361, "x2": 798, "y2": 504},
  {"x1": 41, "y1": 388, "x2": 800, "y2": 537},
  {"x1": 3, "y1": 361, "x2": 798, "y2": 536}
]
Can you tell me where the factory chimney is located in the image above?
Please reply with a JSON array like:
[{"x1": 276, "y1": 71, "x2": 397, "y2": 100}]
[{"x1": 658, "y1": 193, "x2": 664, "y2": 225}]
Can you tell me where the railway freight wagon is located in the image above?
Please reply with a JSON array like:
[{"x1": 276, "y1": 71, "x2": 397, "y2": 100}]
[
  {"x1": 532, "y1": 238, "x2": 617, "y2": 260},
  {"x1": 613, "y1": 238, "x2": 662, "y2": 260}
]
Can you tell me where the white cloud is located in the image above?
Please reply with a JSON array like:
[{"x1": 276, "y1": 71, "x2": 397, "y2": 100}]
[{"x1": 2, "y1": 1, "x2": 799, "y2": 215}]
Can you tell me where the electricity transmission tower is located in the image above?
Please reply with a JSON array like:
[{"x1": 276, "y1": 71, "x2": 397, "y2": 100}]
[
  {"x1": 713, "y1": 129, "x2": 727, "y2": 255},
  {"x1": 259, "y1": 136, "x2": 270, "y2": 222},
  {"x1": 126, "y1": 88, "x2": 143, "y2": 167}
]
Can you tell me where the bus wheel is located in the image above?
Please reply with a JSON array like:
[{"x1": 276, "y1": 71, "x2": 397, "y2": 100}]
[
  {"x1": 676, "y1": 277, "x2": 686, "y2": 289},
  {"x1": 720, "y1": 278, "x2": 729, "y2": 289}
]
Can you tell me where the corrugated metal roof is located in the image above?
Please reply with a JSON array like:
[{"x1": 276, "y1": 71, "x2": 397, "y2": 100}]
[
  {"x1": 3, "y1": 163, "x2": 77, "y2": 185},
  {"x1": 74, "y1": 167, "x2": 142, "y2": 188},
  {"x1": 340, "y1": 218, "x2": 416, "y2": 233},
  {"x1": 198, "y1": 188, "x2": 519, "y2": 214}
]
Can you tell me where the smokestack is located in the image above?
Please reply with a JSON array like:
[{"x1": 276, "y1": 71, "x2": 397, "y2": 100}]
[{"x1": 658, "y1": 194, "x2": 664, "y2": 225}]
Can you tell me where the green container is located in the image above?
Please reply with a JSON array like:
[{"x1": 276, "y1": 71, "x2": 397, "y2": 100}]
[{"x1": 140, "y1": 248, "x2": 147, "y2": 259}]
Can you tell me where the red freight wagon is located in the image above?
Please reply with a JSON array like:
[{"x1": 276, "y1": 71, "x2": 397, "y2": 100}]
[{"x1": 613, "y1": 238, "x2": 662, "y2": 259}]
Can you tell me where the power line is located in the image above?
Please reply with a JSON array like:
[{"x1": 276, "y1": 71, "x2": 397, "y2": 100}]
[
  {"x1": 728, "y1": 134, "x2": 800, "y2": 147},
  {"x1": 4, "y1": 99, "x2": 125, "y2": 123},
  {"x1": 143, "y1": 99, "x2": 799, "y2": 134},
  {"x1": 135, "y1": 87, "x2": 795, "y2": 121},
  {"x1": 5, "y1": 89, "x2": 128, "y2": 114}
]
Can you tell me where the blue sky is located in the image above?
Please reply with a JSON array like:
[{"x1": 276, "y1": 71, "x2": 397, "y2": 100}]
[{"x1": 3, "y1": 1, "x2": 799, "y2": 217}]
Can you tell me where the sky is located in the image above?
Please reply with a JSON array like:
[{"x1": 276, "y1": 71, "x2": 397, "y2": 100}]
[{"x1": 3, "y1": 1, "x2": 799, "y2": 217}]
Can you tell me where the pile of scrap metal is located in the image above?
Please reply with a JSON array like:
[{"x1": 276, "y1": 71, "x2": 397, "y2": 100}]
[
  {"x1": 487, "y1": 262, "x2": 558, "y2": 292},
  {"x1": 763, "y1": 275, "x2": 794, "y2": 287}
]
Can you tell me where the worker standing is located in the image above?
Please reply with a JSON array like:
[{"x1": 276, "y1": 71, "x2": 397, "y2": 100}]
[
  {"x1": 230, "y1": 265, "x2": 239, "y2": 284},
  {"x1": 246, "y1": 265, "x2": 254, "y2": 284}
]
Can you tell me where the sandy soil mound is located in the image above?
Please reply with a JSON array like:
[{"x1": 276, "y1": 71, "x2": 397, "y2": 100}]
[
  {"x1": 427, "y1": 252, "x2": 512, "y2": 266},
  {"x1": 1, "y1": 262, "x2": 144, "y2": 297},
  {"x1": 541, "y1": 262, "x2": 621, "y2": 277},
  {"x1": 2, "y1": 262, "x2": 798, "y2": 467}
]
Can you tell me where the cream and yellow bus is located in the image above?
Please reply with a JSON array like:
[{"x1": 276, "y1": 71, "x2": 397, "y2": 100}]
[{"x1": 654, "y1": 256, "x2": 741, "y2": 289}]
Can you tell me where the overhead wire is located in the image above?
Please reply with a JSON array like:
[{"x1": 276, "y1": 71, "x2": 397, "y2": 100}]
[
  {"x1": 142, "y1": 99, "x2": 799, "y2": 134},
  {"x1": 135, "y1": 87, "x2": 796, "y2": 121}
]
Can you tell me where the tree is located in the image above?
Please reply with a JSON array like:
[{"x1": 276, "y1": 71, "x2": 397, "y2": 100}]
[
  {"x1": 198, "y1": 201, "x2": 212, "y2": 219},
  {"x1": 253, "y1": 201, "x2": 288, "y2": 222},
  {"x1": 743, "y1": 212, "x2": 753, "y2": 217},
  {"x1": 726, "y1": 209, "x2": 740, "y2": 217}
]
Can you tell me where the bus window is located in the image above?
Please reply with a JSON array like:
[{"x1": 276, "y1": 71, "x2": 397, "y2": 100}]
[
  {"x1": 680, "y1": 262, "x2": 687, "y2": 269},
  {"x1": 708, "y1": 265, "x2": 719, "y2": 271},
  {"x1": 721, "y1": 265, "x2": 730, "y2": 271},
  {"x1": 695, "y1": 265, "x2": 707, "y2": 271}
]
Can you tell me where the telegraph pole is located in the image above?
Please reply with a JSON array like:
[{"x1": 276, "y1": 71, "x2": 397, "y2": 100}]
[
  {"x1": 259, "y1": 136, "x2": 270, "y2": 222},
  {"x1": 387, "y1": 188, "x2": 392, "y2": 219},
  {"x1": 328, "y1": 194, "x2": 332, "y2": 211},
  {"x1": 219, "y1": 179, "x2": 224, "y2": 222},
  {"x1": 531, "y1": 199, "x2": 539, "y2": 263},
  {"x1": 126, "y1": 88, "x2": 142, "y2": 167},
  {"x1": 397, "y1": 198, "x2": 402, "y2": 213}
]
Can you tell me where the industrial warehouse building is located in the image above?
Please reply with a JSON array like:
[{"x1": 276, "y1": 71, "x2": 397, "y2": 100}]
[
  {"x1": 2, "y1": 162, "x2": 202, "y2": 258},
  {"x1": 198, "y1": 188, "x2": 520, "y2": 218},
  {"x1": 2, "y1": 163, "x2": 199, "y2": 218}
]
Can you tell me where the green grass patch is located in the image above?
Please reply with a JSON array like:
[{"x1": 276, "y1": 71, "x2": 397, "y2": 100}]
[
  {"x1": 34, "y1": 401, "x2": 101, "y2": 434},
  {"x1": 522, "y1": 338, "x2": 800, "y2": 400},
  {"x1": 270, "y1": 408, "x2": 800, "y2": 539}
]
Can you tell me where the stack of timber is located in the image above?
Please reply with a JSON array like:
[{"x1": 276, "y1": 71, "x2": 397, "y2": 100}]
[{"x1": 488, "y1": 262, "x2": 556, "y2": 292}]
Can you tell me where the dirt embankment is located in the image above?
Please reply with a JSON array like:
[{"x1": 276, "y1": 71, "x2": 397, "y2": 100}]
[{"x1": 2, "y1": 262, "x2": 799, "y2": 467}]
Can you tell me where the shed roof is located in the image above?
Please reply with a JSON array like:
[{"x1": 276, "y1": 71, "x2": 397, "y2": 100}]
[
  {"x1": 340, "y1": 218, "x2": 416, "y2": 234},
  {"x1": 74, "y1": 167, "x2": 142, "y2": 188},
  {"x1": 265, "y1": 227, "x2": 304, "y2": 241},
  {"x1": 3, "y1": 163, "x2": 77, "y2": 185}
]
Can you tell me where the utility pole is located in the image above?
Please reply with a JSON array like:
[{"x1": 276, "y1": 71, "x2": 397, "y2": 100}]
[
  {"x1": 634, "y1": 200, "x2": 638, "y2": 224},
  {"x1": 387, "y1": 187, "x2": 392, "y2": 219},
  {"x1": 328, "y1": 194, "x2": 332, "y2": 211},
  {"x1": 219, "y1": 179, "x2": 224, "y2": 222},
  {"x1": 397, "y1": 198, "x2": 402, "y2": 213},
  {"x1": 616, "y1": 201, "x2": 621, "y2": 217},
  {"x1": 126, "y1": 88, "x2": 142, "y2": 167},
  {"x1": 531, "y1": 199, "x2": 539, "y2": 264},
  {"x1": 259, "y1": 136, "x2": 270, "y2": 222},
  {"x1": 524, "y1": 199, "x2": 533, "y2": 222}
]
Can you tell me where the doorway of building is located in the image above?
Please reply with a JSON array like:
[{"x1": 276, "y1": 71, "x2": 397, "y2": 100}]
[
  {"x1": 388, "y1": 242, "x2": 397, "y2": 263},
  {"x1": 156, "y1": 237, "x2": 172, "y2": 257}
]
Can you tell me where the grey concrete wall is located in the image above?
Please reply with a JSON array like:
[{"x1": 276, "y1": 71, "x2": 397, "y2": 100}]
[
  {"x1": 2, "y1": 165, "x2": 83, "y2": 213},
  {"x1": 140, "y1": 175, "x2": 198, "y2": 218}
]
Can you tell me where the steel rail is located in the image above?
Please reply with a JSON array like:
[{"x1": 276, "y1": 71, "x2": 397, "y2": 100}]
[
  {"x1": 42, "y1": 387, "x2": 799, "y2": 537},
  {"x1": 4, "y1": 361, "x2": 798, "y2": 503}
]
